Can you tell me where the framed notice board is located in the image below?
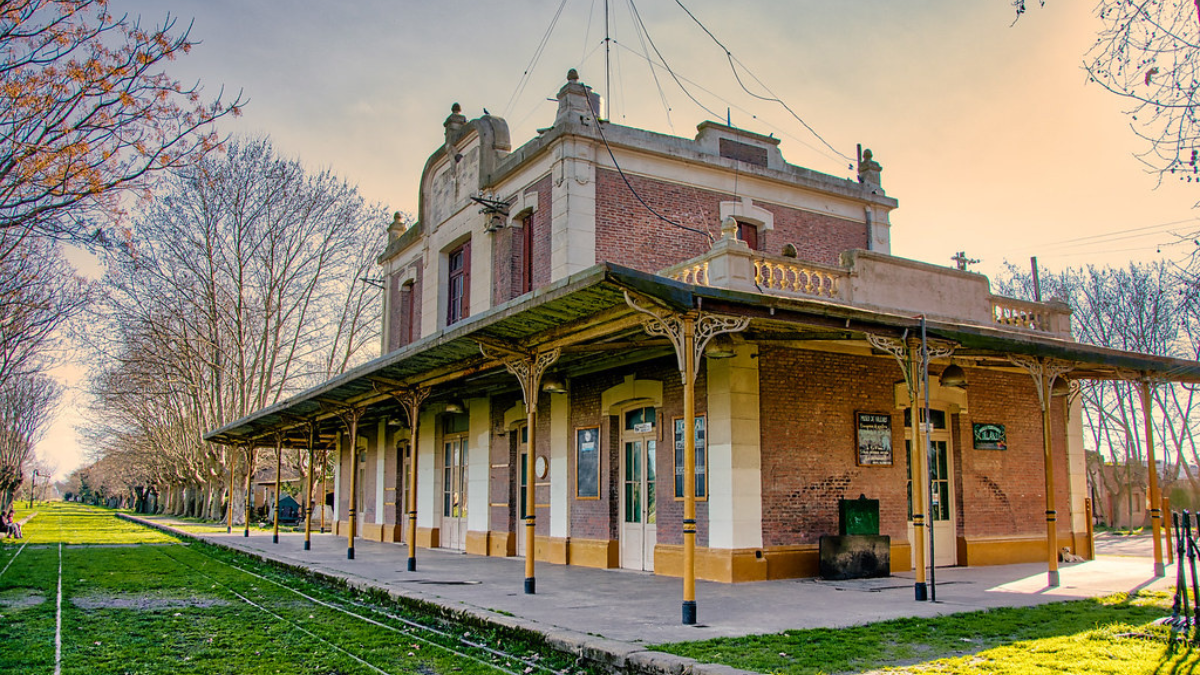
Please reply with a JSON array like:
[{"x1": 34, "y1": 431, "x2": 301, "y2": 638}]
[
  {"x1": 856, "y1": 412, "x2": 893, "y2": 466},
  {"x1": 973, "y1": 423, "x2": 1007, "y2": 450},
  {"x1": 575, "y1": 426, "x2": 600, "y2": 499}
]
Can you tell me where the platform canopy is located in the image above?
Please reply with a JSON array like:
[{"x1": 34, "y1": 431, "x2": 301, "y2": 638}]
[{"x1": 204, "y1": 262, "x2": 1200, "y2": 448}]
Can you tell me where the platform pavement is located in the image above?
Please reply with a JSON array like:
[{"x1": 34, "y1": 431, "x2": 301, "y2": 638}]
[{"x1": 128, "y1": 516, "x2": 1175, "y2": 672}]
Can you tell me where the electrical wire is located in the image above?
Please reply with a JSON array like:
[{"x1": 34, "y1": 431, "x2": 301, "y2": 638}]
[
  {"x1": 672, "y1": 0, "x2": 855, "y2": 163},
  {"x1": 503, "y1": 0, "x2": 571, "y2": 119},
  {"x1": 627, "y1": 0, "x2": 674, "y2": 132},
  {"x1": 608, "y1": 40, "x2": 848, "y2": 169},
  {"x1": 592, "y1": 113, "x2": 713, "y2": 242}
]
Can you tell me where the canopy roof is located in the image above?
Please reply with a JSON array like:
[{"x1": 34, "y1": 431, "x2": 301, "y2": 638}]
[{"x1": 205, "y1": 262, "x2": 1200, "y2": 448}]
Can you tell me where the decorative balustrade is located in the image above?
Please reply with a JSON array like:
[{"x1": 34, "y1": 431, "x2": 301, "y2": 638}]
[
  {"x1": 671, "y1": 261, "x2": 709, "y2": 286},
  {"x1": 754, "y1": 259, "x2": 841, "y2": 299},
  {"x1": 662, "y1": 244, "x2": 1069, "y2": 336},
  {"x1": 991, "y1": 298, "x2": 1055, "y2": 332}
]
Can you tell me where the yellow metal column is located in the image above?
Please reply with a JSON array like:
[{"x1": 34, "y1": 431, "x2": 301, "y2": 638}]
[
  {"x1": 682, "y1": 315, "x2": 698, "y2": 625},
  {"x1": 395, "y1": 387, "x2": 429, "y2": 572},
  {"x1": 525, "y1": 390, "x2": 538, "y2": 594},
  {"x1": 1041, "y1": 366, "x2": 1059, "y2": 587},
  {"x1": 304, "y1": 424, "x2": 316, "y2": 551},
  {"x1": 906, "y1": 337, "x2": 928, "y2": 601},
  {"x1": 1140, "y1": 378, "x2": 1165, "y2": 577},
  {"x1": 273, "y1": 434, "x2": 283, "y2": 545},
  {"x1": 243, "y1": 445, "x2": 255, "y2": 538},
  {"x1": 226, "y1": 445, "x2": 236, "y2": 534},
  {"x1": 337, "y1": 406, "x2": 365, "y2": 560}
]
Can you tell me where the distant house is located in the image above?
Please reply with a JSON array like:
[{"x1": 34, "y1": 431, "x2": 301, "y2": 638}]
[{"x1": 207, "y1": 70, "x2": 1200, "y2": 588}]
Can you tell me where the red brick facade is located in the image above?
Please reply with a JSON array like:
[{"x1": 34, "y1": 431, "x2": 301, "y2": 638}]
[{"x1": 594, "y1": 168, "x2": 868, "y2": 272}]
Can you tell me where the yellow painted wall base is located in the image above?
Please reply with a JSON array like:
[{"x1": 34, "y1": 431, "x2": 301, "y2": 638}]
[
  {"x1": 465, "y1": 530, "x2": 489, "y2": 556},
  {"x1": 544, "y1": 537, "x2": 569, "y2": 564},
  {"x1": 417, "y1": 527, "x2": 440, "y2": 549},
  {"x1": 891, "y1": 542, "x2": 911, "y2": 574},
  {"x1": 360, "y1": 523, "x2": 383, "y2": 542},
  {"x1": 488, "y1": 530, "x2": 515, "y2": 557},
  {"x1": 567, "y1": 538, "x2": 619, "y2": 569},
  {"x1": 381, "y1": 524, "x2": 404, "y2": 543},
  {"x1": 654, "y1": 545, "x2": 769, "y2": 582},
  {"x1": 957, "y1": 533, "x2": 1084, "y2": 566}
]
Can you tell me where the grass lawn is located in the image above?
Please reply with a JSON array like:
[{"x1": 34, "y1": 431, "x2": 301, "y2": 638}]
[
  {"x1": 0, "y1": 502, "x2": 590, "y2": 675},
  {"x1": 656, "y1": 592, "x2": 1197, "y2": 674}
]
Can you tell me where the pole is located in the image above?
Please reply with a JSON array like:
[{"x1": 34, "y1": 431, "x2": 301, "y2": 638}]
[
  {"x1": 1041, "y1": 362, "x2": 1059, "y2": 587},
  {"x1": 321, "y1": 446, "x2": 328, "y2": 533},
  {"x1": 683, "y1": 315, "x2": 698, "y2": 624},
  {"x1": 28, "y1": 471, "x2": 35, "y2": 509},
  {"x1": 525, "y1": 386, "x2": 538, "y2": 594},
  {"x1": 227, "y1": 446, "x2": 235, "y2": 534},
  {"x1": 345, "y1": 413, "x2": 360, "y2": 560},
  {"x1": 243, "y1": 446, "x2": 255, "y2": 537},
  {"x1": 273, "y1": 437, "x2": 282, "y2": 545},
  {"x1": 1140, "y1": 379, "x2": 1165, "y2": 577},
  {"x1": 403, "y1": 393, "x2": 425, "y2": 572},
  {"x1": 304, "y1": 426, "x2": 315, "y2": 551},
  {"x1": 907, "y1": 336, "x2": 928, "y2": 601},
  {"x1": 921, "y1": 317, "x2": 936, "y2": 602}
]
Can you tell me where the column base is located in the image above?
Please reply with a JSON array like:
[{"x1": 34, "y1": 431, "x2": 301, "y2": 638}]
[
  {"x1": 348, "y1": 546, "x2": 355, "y2": 560},
  {"x1": 682, "y1": 600, "x2": 697, "y2": 625},
  {"x1": 273, "y1": 534, "x2": 278, "y2": 544},
  {"x1": 1047, "y1": 569, "x2": 1060, "y2": 587},
  {"x1": 1156, "y1": 562, "x2": 1166, "y2": 578},
  {"x1": 525, "y1": 577, "x2": 536, "y2": 594},
  {"x1": 303, "y1": 540, "x2": 311, "y2": 551},
  {"x1": 914, "y1": 582, "x2": 928, "y2": 601},
  {"x1": 407, "y1": 557, "x2": 416, "y2": 572}
]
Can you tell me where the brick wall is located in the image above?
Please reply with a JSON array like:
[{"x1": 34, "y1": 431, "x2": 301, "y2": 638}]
[
  {"x1": 594, "y1": 168, "x2": 867, "y2": 272},
  {"x1": 758, "y1": 346, "x2": 905, "y2": 546},
  {"x1": 954, "y1": 367, "x2": 1071, "y2": 539},
  {"x1": 565, "y1": 357, "x2": 710, "y2": 545},
  {"x1": 757, "y1": 347, "x2": 1073, "y2": 548}
]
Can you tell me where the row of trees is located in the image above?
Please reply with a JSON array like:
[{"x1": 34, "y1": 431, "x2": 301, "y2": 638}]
[
  {"x1": 997, "y1": 259, "x2": 1200, "y2": 524},
  {"x1": 0, "y1": 0, "x2": 242, "y2": 510},
  {"x1": 80, "y1": 137, "x2": 387, "y2": 521}
]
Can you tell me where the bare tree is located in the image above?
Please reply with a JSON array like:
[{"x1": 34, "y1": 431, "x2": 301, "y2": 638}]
[
  {"x1": 86, "y1": 136, "x2": 387, "y2": 519},
  {"x1": 0, "y1": 0, "x2": 244, "y2": 256},
  {"x1": 0, "y1": 371, "x2": 61, "y2": 510},
  {"x1": 0, "y1": 235, "x2": 90, "y2": 390}
]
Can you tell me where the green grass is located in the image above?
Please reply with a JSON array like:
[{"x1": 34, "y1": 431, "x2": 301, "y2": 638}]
[
  {"x1": 0, "y1": 502, "x2": 596, "y2": 675},
  {"x1": 656, "y1": 592, "x2": 1197, "y2": 674}
]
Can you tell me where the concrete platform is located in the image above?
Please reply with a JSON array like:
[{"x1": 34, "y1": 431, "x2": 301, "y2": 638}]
[{"x1": 130, "y1": 517, "x2": 1173, "y2": 649}]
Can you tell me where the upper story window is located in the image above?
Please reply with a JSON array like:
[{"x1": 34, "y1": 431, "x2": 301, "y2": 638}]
[
  {"x1": 736, "y1": 220, "x2": 760, "y2": 251},
  {"x1": 446, "y1": 241, "x2": 471, "y2": 326},
  {"x1": 519, "y1": 214, "x2": 533, "y2": 296},
  {"x1": 399, "y1": 281, "x2": 416, "y2": 347}
]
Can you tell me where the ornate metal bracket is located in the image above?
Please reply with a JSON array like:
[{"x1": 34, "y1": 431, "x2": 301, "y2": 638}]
[
  {"x1": 624, "y1": 291, "x2": 750, "y2": 382},
  {"x1": 392, "y1": 386, "x2": 431, "y2": 429},
  {"x1": 1008, "y1": 355, "x2": 1074, "y2": 407},
  {"x1": 865, "y1": 332, "x2": 957, "y2": 399},
  {"x1": 481, "y1": 345, "x2": 561, "y2": 413}
]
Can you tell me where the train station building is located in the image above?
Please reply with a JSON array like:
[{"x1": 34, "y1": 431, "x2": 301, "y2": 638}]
[{"x1": 207, "y1": 70, "x2": 1198, "y2": 597}]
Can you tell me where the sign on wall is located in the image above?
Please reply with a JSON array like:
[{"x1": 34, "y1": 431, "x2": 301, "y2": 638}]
[
  {"x1": 973, "y1": 423, "x2": 1007, "y2": 450},
  {"x1": 856, "y1": 412, "x2": 893, "y2": 466},
  {"x1": 575, "y1": 426, "x2": 600, "y2": 499}
]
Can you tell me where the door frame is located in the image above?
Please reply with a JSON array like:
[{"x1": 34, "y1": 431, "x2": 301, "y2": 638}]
[
  {"x1": 619, "y1": 406, "x2": 658, "y2": 572},
  {"x1": 905, "y1": 406, "x2": 957, "y2": 567}
]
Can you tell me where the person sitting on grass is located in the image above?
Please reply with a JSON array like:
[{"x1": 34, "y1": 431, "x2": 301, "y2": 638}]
[{"x1": 3, "y1": 509, "x2": 20, "y2": 539}]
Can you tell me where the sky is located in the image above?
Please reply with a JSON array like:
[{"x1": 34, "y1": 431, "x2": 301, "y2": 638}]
[{"x1": 39, "y1": 0, "x2": 1200, "y2": 480}]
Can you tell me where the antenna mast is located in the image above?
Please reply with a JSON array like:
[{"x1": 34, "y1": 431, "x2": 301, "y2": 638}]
[{"x1": 605, "y1": 0, "x2": 611, "y2": 117}]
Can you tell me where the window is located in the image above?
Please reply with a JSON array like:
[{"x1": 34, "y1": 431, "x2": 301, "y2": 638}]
[
  {"x1": 399, "y1": 281, "x2": 415, "y2": 346},
  {"x1": 446, "y1": 241, "x2": 470, "y2": 326},
  {"x1": 736, "y1": 221, "x2": 760, "y2": 251},
  {"x1": 674, "y1": 415, "x2": 707, "y2": 499},
  {"x1": 520, "y1": 215, "x2": 533, "y2": 295}
]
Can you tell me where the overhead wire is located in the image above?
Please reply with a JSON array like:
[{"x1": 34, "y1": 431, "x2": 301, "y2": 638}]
[
  {"x1": 503, "y1": 0, "x2": 571, "y2": 119},
  {"x1": 672, "y1": 0, "x2": 855, "y2": 163},
  {"x1": 591, "y1": 111, "x2": 713, "y2": 242},
  {"x1": 609, "y1": 40, "x2": 847, "y2": 168},
  {"x1": 627, "y1": 0, "x2": 675, "y2": 132}
]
